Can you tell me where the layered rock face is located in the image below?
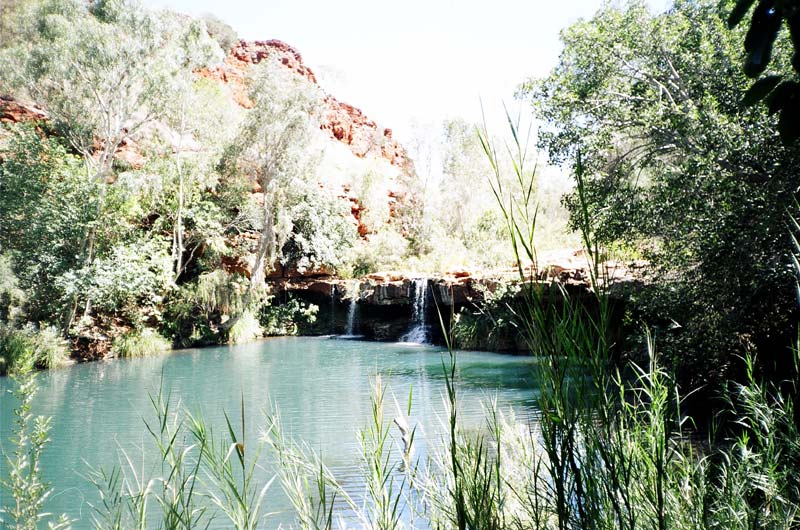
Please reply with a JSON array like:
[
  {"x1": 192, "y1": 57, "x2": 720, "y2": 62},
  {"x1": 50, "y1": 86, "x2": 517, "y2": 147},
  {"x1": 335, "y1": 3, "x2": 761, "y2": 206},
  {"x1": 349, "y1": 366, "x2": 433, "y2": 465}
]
[
  {"x1": 267, "y1": 252, "x2": 641, "y2": 347},
  {"x1": 198, "y1": 39, "x2": 413, "y2": 174},
  {"x1": 0, "y1": 95, "x2": 47, "y2": 124}
]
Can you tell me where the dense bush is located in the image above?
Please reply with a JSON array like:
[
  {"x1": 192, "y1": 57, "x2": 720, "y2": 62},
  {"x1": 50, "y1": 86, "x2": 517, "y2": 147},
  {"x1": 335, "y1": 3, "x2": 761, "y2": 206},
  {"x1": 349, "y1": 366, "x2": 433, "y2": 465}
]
[
  {"x1": 0, "y1": 127, "x2": 100, "y2": 323},
  {"x1": 69, "y1": 238, "x2": 173, "y2": 322},
  {"x1": 201, "y1": 13, "x2": 239, "y2": 52},
  {"x1": 0, "y1": 324, "x2": 70, "y2": 375},
  {"x1": 227, "y1": 310, "x2": 263, "y2": 344},
  {"x1": 522, "y1": 0, "x2": 800, "y2": 391},
  {"x1": 280, "y1": 187, "x2": 358, "y2": 275},
  {"x1": 451, "y1": 283, "x2": 525, "y2": 351},
  {"x1": 344, "y1": 226, "x2": 409, "y2": 277},
  {"x1": 111, "y1": 328, "x2": 171, "y2": 358},
  {"x1": 259, "y1": 297, "x2": 318, "y2": 336},
  {"x1": 0, "y1": 254, "x2": 25, "y2": 323}
]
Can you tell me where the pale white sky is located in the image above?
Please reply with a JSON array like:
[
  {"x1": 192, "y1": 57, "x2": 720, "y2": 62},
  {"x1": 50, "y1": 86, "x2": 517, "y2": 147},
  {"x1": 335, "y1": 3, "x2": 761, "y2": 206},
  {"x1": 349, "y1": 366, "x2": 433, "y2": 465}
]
[{"x1": 146, "y1": 0, "x2": 669, "y2": 146}]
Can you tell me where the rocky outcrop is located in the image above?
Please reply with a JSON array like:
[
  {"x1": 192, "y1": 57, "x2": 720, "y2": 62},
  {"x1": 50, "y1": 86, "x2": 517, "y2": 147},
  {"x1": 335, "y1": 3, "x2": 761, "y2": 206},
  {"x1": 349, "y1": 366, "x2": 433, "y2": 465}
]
[
  {"x1": 267, "y1": 252, "x2": 644, "y2": 346},
  {"x1": 192, "y1": 38, "x2": 415, "y2": 245},
  {"x1": 0, "y1": 95, "x2": 47, "y2": 124},
  {"x1": 197, "y1": 39, "x2": 413, "y2": 174}
]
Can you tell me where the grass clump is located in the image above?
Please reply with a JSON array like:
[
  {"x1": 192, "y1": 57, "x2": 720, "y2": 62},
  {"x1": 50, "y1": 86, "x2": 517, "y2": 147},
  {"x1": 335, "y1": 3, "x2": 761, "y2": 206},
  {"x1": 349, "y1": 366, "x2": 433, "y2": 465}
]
[
  {"x1": 111, "y1": 328, "x2": 171, "y2": 358},
  {"x1": 227, "y1": 310, "x2": 263, "y2": 344},
  {"x1": 0, "y1": 324, "x2": 70, "y2": 375}
]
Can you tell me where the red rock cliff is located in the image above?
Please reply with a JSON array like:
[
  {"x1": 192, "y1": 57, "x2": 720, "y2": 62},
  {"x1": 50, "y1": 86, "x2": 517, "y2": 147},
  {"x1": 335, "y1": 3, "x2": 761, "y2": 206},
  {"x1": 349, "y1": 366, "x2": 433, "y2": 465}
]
[{"x1": 198, "y1": 39, "x2": 413, "y2": 174}]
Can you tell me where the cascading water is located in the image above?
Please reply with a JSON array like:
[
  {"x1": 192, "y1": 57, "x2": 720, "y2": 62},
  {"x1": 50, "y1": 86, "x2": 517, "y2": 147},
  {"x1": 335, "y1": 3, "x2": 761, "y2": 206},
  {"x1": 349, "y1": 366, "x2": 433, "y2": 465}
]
[
  {"x1": 401, "y1": 278, "x2": 429, "y2": 343},
  {"x1": 330, "y1": 286, "x2": 336, "y2": 334},
  {"x1": 345, "y1": 281, "x2": 359, "y2": 336}
]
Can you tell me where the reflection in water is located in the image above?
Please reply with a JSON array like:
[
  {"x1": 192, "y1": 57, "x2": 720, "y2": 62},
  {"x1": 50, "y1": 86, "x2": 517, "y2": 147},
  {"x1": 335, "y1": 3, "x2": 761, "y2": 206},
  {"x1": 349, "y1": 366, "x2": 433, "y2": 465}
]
[{"x1": 0, "y1": 337, "x2": 538, "y2": 529}]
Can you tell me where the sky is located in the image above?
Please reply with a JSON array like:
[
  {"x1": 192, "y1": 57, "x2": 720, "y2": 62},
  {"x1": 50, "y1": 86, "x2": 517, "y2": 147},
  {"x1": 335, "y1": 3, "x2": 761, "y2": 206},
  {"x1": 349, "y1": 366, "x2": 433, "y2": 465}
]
[{"x1": 145, "y1": 0, "x2": 669, "y2": 146}]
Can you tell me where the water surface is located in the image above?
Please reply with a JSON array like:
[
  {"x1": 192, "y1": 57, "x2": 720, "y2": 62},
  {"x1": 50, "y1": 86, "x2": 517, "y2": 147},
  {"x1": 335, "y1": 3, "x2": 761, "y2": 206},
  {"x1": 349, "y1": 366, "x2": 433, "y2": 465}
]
[{"x1": 0, "y1": 337, "x2": 538, "y2": 528}]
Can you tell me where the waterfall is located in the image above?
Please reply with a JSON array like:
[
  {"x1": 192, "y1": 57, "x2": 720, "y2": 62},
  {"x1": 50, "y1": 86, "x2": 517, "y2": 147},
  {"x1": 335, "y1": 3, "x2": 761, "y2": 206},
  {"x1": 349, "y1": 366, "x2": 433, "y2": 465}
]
[
  {"x1": 330, "y1": 286, "x2": 336, "y2": 334},
  {"x1": 345, "y1": 281, "x2": 359, "y2": 336},
  {"x1": 401, "y1": 278, "x2": 429, "y2": 343}
]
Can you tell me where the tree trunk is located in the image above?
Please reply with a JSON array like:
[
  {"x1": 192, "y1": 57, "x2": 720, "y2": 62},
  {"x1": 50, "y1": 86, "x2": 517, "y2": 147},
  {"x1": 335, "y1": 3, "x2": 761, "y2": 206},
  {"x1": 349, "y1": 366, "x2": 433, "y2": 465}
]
[{"x1": 221, "y1": 185, "x2": 275, "y2": 332}]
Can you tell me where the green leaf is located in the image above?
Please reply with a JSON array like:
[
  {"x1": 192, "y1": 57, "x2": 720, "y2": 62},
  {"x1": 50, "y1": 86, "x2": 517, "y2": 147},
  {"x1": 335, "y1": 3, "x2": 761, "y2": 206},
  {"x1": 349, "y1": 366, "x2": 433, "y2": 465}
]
[
  {"x1": 728, "y1": 0, "x2": 757, "y2": 28},
  {"x1": 742, "y1": 75, "x2": 783, "y2": 106}
]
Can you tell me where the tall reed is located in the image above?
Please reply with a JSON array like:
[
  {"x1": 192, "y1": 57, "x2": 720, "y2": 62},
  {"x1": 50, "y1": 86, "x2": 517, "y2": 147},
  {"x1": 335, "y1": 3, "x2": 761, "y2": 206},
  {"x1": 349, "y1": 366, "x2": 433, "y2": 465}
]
[
  {"x1": 470, "y1": 110, "x2": 800, "y2": 530},
  {"x1": 0, "y1": 361, "x2": 71, "y2": 530}
]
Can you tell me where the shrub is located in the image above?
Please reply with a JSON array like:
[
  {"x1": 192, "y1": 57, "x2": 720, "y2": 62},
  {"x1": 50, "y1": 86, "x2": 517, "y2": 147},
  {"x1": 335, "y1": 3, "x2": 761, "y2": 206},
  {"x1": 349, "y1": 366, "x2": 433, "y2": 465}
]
[
  {"x1": 343, "y1": 227, "x2": 409, "y2": 277},
  {"x1": 0, "y1": 325, "x2": 32, "y2": 376},
  {"x1": 0, "y1": 324, "x2": 70, "y2": 375},
  {"x1": 227, "y1": 310, "x2": 263, "y2": 344},
  {"x1": 451, "y1": 283, "x2": 524, "y2": 351},
  {"x1": 201, "y1": 13, "x2": 239, "y2": 52},
  {"x1": 0, "y1": 254, "x2": 25, "y2": 323},
  {"x1": 112, "y1": 328, "x2": 171, "y2": 358},
  {"x1": 29, "y1": 326, "x2": 70, "y2": 370},
  {"x1": 258, "y1": 298, "x2": 318, "y2": 336},
  {"x1": 160, "y1": 285, "x2": 219, "y2": 348},
  {"x1": 79, "y1": 238, "x2": 173, "y2": 321}
]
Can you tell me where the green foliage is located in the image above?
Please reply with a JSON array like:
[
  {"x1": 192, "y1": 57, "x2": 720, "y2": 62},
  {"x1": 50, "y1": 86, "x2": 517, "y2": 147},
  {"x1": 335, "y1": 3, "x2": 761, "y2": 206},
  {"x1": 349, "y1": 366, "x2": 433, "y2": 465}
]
[
  {"x1": 0, "y1": 254, "x2": 25, "y2": 323},
  {"x1": 0, "y1": 0, "x2": 36, "y2": 49},
  {"x1": 227, "y1": 310, "x2": 263, "y2": 344},
  {"x1": 0, "y1": 325, "x2": 32, "y2": 376},
  {"x1": 71, "y1": 238, "x2": 172, "y2": 321},
  {"x1": 160, "y1": 270, "x2": 256, "y2": 347},
  {"x1": 523, "y1": 0, "x2": 800, "y2": 390},
  {"x1": 216, "y1": 57, "x2": 329, "y2": 330},
  {"x1": 0, "y1": 126, "x2": 99, "y2": 323},
  {"x1": 0, "y1": 324, "x2": 70, "y2": 375},
  {"x1": 280, "y1": 189, "x2": 358, "y2": 275},
  {"x1": 111, "y1": 328, "x2": 170, "y2": 358},
  {"x1": 1, "y1": 0, "x2": 221, "y2": 161},
  {"x1": 437, "y1": 107, "x2": 800, "y2": 530},
  {"x1": 0, "y1": 0, "x2": 222, "y2": 331},
  {"x1": 201, "y1": 13, "x2": 239, "y2": 52},
  {"x1": 451, "y1": 283, "x2": 523, "y2": 351},
  {"x1": 0, "y1": 366, "x2": 71, "y2": 529},
  {"x1": 259, "y1": 298, "x2": 317, "y2": 336},
  {"x1": 344, "y1": 226, "x2": 409, "y2": 277},
  {"x1": 160, "y1": 286, "x2": 217, "y2": 347}
]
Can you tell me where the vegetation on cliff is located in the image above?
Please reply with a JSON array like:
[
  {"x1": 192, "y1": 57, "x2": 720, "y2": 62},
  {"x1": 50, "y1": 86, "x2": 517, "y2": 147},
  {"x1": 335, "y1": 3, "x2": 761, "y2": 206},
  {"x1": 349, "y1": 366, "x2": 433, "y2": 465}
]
[{"x1": 0, "y1": 0, "x2": 575, "y2": 369}]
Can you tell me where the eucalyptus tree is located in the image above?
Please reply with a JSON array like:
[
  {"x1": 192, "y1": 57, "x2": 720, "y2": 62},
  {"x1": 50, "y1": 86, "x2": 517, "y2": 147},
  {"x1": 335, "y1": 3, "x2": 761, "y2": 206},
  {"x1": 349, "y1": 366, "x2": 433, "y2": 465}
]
[
  {"x1": 0, "y1": 0, "x2": 220, "y2": 328},
  {"x1": 218, "y1": 59, "x2": 323, "y2": 329},
  {"x1": 522, "y1": 0, "x2": 800, "y2": 390},
  {"x1": 161, "y1": 77, "x2": 243, "y2": 283}
]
